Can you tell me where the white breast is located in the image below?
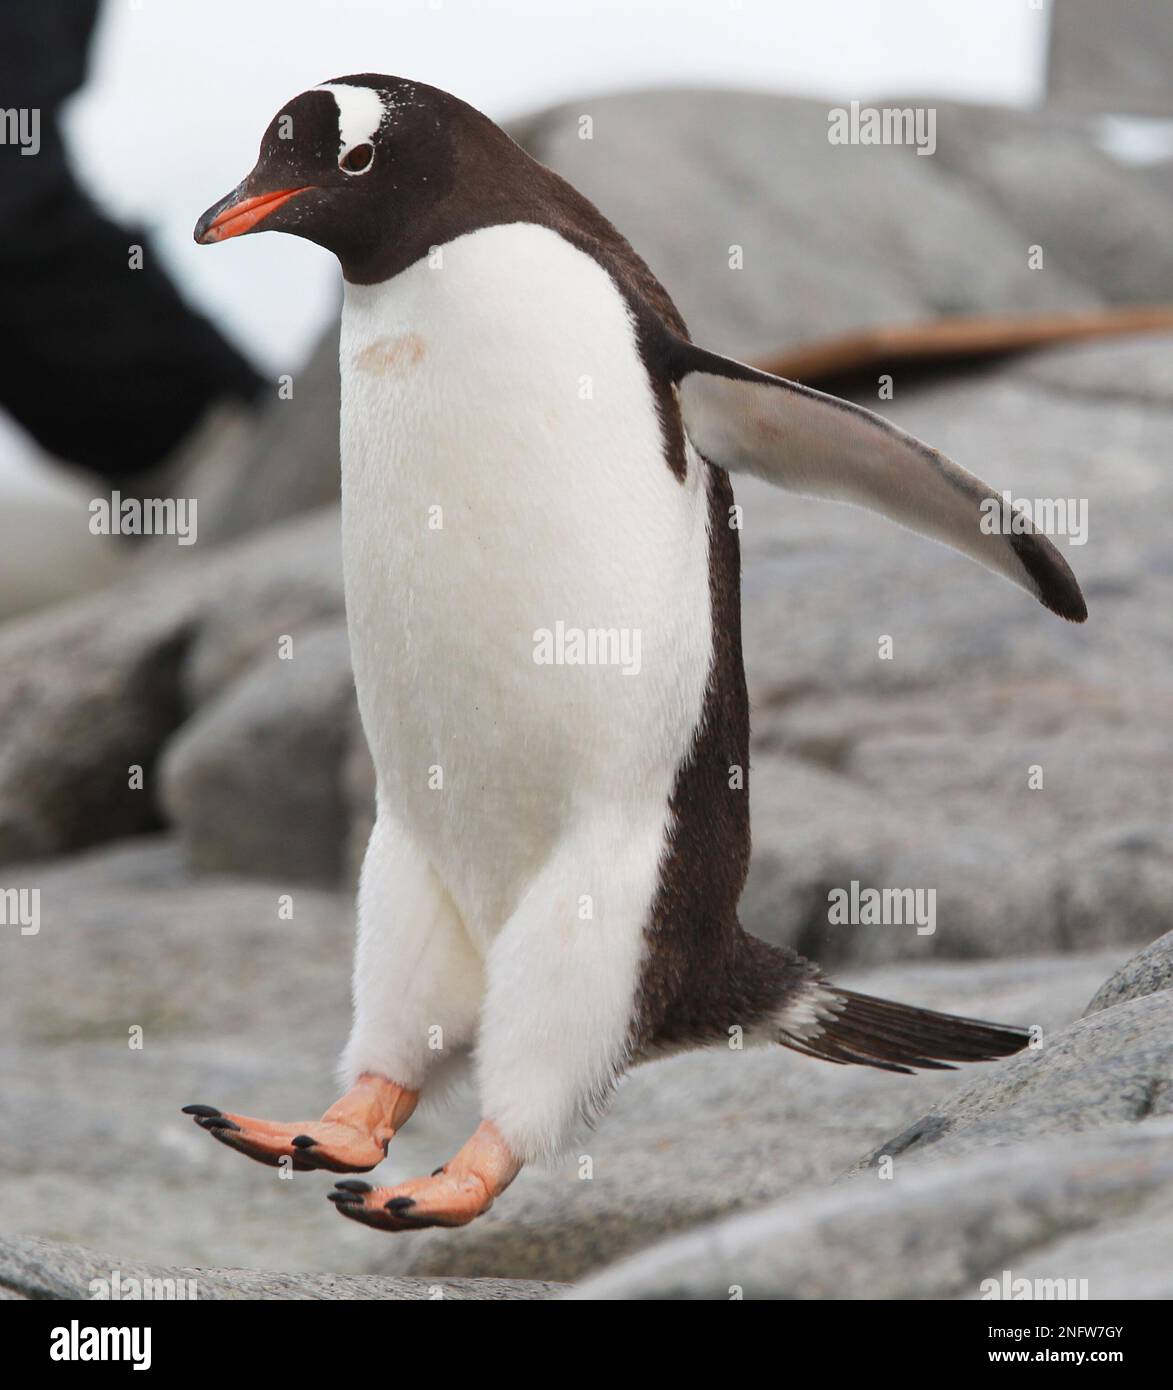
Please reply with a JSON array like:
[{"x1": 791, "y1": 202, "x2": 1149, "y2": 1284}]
[{"x1": 339, "y1": 222, "x2": 713, "y2": 940}]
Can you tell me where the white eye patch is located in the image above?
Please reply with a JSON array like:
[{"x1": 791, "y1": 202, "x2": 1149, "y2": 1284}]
[{"x1": 314, "y1": 83, "x2": 386, "y2": 160}]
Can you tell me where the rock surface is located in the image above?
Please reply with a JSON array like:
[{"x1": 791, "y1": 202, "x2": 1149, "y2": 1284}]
[
  {"x1": 1048, "y1": 0, "x2": 1173, "y2": 116},
  {"x1": 161, "y1": 624, "x2": 355, "y2": 882},
  {"x1": 517, "y1": 92, "x2": 1172, "y2": 360},
  {"x1": 1084, "y1": 929, "x2": 1173, "y2": 1016},
  {"x1": 0, "y1": 1235, "x2": 560, "y2": 1301},
  {"x1": 569, "y1": 1122, "x2": 1173, "y2": 1300},
  {"x1": 0, "y1": 509, "x2": 342, "y2": 866},
  {"x1": 560, "y1": 941, "x2": 1173, "y2": 1298},
  {"x1": 194, "y1": 329, "x2": 344, "y2": 546},
  {"x1": 853, "y1": 990, "x2": 1173, "y2": 1167}
]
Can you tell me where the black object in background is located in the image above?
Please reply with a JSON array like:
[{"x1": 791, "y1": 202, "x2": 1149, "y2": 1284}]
[{"x1": 0, "y1": 2, "x2": 263, "y2": 482}]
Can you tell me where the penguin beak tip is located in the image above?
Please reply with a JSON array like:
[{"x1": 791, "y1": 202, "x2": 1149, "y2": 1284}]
[{"x1": 194, "y1": 185, "x2": 313, "y2": 246}]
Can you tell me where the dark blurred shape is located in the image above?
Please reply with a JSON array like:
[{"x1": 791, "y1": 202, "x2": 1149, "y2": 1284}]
[
  {"x1": 0, "y1": 2, "x2": 262, "y2": 481},
  {"x1": 1049, "y1": 0, "x2": 1173, "y2": 115}
]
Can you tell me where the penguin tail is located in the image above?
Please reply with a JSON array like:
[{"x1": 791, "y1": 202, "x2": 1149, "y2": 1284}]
[{"x1": 778, "y1": 983, "x2": 1031, "y2": 1075}]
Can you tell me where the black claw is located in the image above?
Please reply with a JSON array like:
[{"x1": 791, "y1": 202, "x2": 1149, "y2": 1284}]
[
  {"x1": 290, "y1": 1134, "x2": 318, "y2": 1149},
  {"x1": 334, "y1": 1180, "x2": 372, "y2": 1193},
  {"x1": 385, "y1": 1196, "x2": 415, "y2": 1213},
  {"x1": 430, "y1": 1166, "x2": 445, "y2": 1177},
  {"x1": 327, "y1": 1190, "x2": 362, "y2": 1205},
  {"x1": 182, "y1": 1104, "x2": 222, "y2": 1118},
  {"x1": 196, "y1": 1115, "x2": 241, "y2": 1132}
]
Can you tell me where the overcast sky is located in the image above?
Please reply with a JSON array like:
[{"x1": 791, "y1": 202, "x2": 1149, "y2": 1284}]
[{"x1": 66, "y1": 0, "x2": 1051, "y2": 371}]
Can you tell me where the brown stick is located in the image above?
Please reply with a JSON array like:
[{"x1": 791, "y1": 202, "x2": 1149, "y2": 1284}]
[{"x1": 753, "y1": 304, "x2": 1173, "y2": 387}]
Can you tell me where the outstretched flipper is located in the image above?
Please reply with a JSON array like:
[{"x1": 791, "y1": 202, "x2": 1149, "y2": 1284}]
[
  {"x1": 182, "y1": 1074, "x2": 417, "y2": 1173},
  {"x1": 328, "y1": 1119, "x2": 522, "y2": 1232},
  {"x1": 669, "y1": 338, "x2": 1087, "y2": 623}
]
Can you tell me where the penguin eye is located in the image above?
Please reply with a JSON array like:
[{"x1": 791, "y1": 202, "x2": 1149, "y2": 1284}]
[{"x1": 339, "y1": 143, "x2": 374, "y2": 175}]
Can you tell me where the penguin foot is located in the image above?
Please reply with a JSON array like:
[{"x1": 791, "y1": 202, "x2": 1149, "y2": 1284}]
[
  {"x1": 327, "y1": 1118, "x2": 523, "y2": 1231},
  {"x1": 182, "y1": 1073, "x2": 418, "y2": 1173}
]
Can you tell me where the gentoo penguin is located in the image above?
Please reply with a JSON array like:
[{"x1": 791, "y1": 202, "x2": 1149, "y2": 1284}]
[{"x1": 185, "y1": 76, "x2": 1086, "y2": 1233}]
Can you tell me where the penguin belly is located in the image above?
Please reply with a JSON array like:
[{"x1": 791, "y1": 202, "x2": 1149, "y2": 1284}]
[{"x1": 339, "y1": 222, "x2": 713, "y2": 949}]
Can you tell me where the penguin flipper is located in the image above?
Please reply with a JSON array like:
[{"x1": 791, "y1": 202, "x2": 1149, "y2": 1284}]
[{"x1": 672, "y1": 341, "x2": 1087, "y2": 622}]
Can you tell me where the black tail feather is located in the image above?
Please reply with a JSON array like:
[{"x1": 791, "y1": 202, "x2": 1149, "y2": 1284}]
[{"x1": 781, "y1": 986, "x2": 1031, "y2": 1075}]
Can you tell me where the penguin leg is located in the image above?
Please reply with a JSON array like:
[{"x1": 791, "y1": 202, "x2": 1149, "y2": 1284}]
[
  {"x1": 185, "y1": 814, "x2": 484, "y2": 1172},
  {"x1": 469, "y1": 815, "x2": 661, "y2": 1166},
  {"x1": 328, "y1": 1119, "x2": 522, "y2": 1230},
  {"x1": 327, "y1": 816, "x2": 660, "y2": 1232}
]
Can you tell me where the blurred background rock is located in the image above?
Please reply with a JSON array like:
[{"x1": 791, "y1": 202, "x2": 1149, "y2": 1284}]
[{"x1": 1, "y1": 0, "x2": 1171, "y2": 1298}]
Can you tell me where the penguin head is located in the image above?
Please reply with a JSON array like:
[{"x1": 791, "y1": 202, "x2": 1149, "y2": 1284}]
[{"x1": 194, "y1": 75, "x2": 487, "y2": 280}]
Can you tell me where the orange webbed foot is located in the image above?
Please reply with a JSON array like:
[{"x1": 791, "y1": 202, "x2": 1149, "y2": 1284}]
[
  {"x1": 182, "y1": 1074, "x2": 417, "y2": 1173},
  {"x1": 327, "y1": 1119, "x2": 523, "y2": 1232},
  {"x1": 328, "y1": 1171, "x2": 494, "y2": 1229}
]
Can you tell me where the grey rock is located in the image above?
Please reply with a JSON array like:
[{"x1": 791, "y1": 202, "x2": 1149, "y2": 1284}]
[
  {"x1": 0, "y1": 1235, "x2": 560, "y2": 1301},
  {"x1": 988, "y1": 1190, "x2": 1173, "y2": 1302},
  {"x1": 1049, "y1": 0, "x2": 1173, "y2": 116},
  {"x1": 1085, "y1": 930, "x2": 1173, "y2": 1015},
  {"x1": 0, "y1": 579, "x2": 192, "y2": 863},
  {"x1": 0, "y1": 508, "x2": 342, "y2": 867},
  {"x1": 0, "y1": 476, "x2": 127, "y2": 623},
  {"x1": 182, "y1": 518, "x2": 343, "y2": 706},
  {"x1": 1023, "y1": 331, "x2": 1173, "y2": 408},
  {"x1": 920, "y1": 104, "x2": 1173, "y2": 305},
  {"x1": 569, "y1": 1122, "x2": 1173, "y2": 1299},
  {"x1": 855, "y1": 990, "x2": 1173, "y2": 1169},
  {"x1": 161, "y1": 624, "x2": 355, "y2": 882},
  {"x1": 518, "y1": 91, "x2": 1093, "y2": 361},
  {"x1": 197, "y1": 328, "x2": 343, "y2": 545},
  {"x1": 0, "y1": 839, "x2": 365, "y2": 1273}
]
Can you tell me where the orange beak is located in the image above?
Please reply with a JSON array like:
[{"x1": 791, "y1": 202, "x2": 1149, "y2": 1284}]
[{"x1": 195, "y1": 185, "x2": 312, "y2": 245}]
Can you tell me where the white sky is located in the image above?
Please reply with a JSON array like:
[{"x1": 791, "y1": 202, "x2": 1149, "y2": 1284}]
[{"x1": 65, "y1": 0, "x2": 1052, "y2": 372}]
